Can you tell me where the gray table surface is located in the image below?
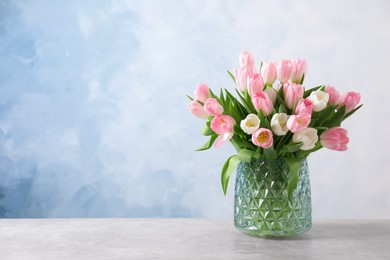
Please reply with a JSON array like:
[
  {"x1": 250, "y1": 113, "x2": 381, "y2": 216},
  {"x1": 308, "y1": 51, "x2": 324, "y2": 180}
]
[{"x1": 0, "y1": 219, "x2": 389, "y2": 260}]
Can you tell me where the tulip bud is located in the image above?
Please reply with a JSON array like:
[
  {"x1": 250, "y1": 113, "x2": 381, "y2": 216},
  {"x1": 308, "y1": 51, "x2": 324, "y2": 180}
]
[
  {"x1": 189, "y1": 101, "x2": 210, "y2": 119},
  {"x1": 290, "y1": 59, "x2": 307, "y2": 84},
  {"x1": 320, "y1": 127, "x2": 349, "y2": 151},
  {"x1": 251, "y1": 92, "x2": 274, "y2": 116},
  {"x1": 324, "y1": 85, "x2": 340, "y2": 105},
  {"x1": 204, "y1": 98, "x2": 224, "y2": 116},
  {"x1": 292, "y1": 128, "x2": 318, "y2": 150},
  {"x1": 307, "y1": 90, "x2": 329, "y2": 112},
  {"x1": 194, "y1": 83, "x2": 211, "y2": 103},
  {"x1": 261, "y1": 62, "x2": 277, "y2": 85},
  {"x1": 239, "y1": 51, "x2": 255, "y2": 68},
  {"x1": 283, "y1": 83, "x2": 304, "y2": 110},
  {"x1": 277, "y1": 59, "x2": 293, "y2": 83},
  {"x1": 339, "y1": 92, "x2": 361, "y2": 114}
]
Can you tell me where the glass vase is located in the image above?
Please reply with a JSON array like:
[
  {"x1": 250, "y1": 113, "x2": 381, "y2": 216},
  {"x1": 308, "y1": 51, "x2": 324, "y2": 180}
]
[{"x1": 234, "y1": 158, "x2": 311, "y2": 238}]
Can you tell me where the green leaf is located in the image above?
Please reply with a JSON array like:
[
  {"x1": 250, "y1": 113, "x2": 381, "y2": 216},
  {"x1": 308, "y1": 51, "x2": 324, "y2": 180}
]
[
  {"x1": 278, "y1": 104, "x2": 287, "y2": 114},
  {"x1": 238, "y1": 149, "x2": 253, "y2": 162},
  {"x1": 299, "y1": 73, "x2": 305, "y2": 84},
  {"x1": 233, "y1": 124, "x2": 245, "y2": 136},
  {"x1": 276, "y1": 87, "x2": 289, "y2": 113},
  {"x1": 224, "y1": 89, "x2": 247, "y2": 119},
  {"x1": 227, "y1": 70, "x2": 236, "y2": 84},
  {"x1": 284, "y1": 158, "x2": 301, "y2": 199},
  {"x1": 221, "y1": 155, "x2": 241, "y2": 195},
  {"x1": 303, "y1": 85, "x2": 323, "y2": 98},
  {"x1": 201, "y1": 123, "x2": 214, "y2": 136},
  {"x1": 235, "y1": 89, "x2": 256, "y2": 113},
  {"x1": 263, "y1": 147, "x2": 277, "y2": 159},
  {"x1": 219, "y1": 88, "x2": 226, "y2": 107},
  {"x1": 343, "y1": 104, "x2": 363, "y2": 121},
  {"x1": 187, "y1": 95, "x2": 194, "y2": 101},
  {"x1": 325, "y1": 105, "x2": 345, "y2": 128},
  {"x1": 240, "y1": 139, "x2": 257, "y2": 150},
  {"x1": 315, "y1": 104, "x2": 338, "y2": 126},
  {"x1": 262, "y1": 117, "x2": 271, "y2": 129},
  {"x1": 196, "y1": 134, "x2": 218, "y2": 151},
  {"x1": 280, "y1": 142, "x2": 303, "y2": 153}
]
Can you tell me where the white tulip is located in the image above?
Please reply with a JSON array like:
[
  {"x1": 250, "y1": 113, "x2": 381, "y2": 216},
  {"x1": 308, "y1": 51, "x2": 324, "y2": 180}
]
[
  {"x1": 264, "y1": 87, "x2": 277, "y2": 104},
  {"x1": 307, "y1": 90, "x2": 329, "y2": 112},
  {"x1": 292, "y1": 128, "x2": 318, "y2": 150},
  {"x1": 270, "y1": 113, "x2": 289, "y2": 136},
  {"x1": 240, "y1": 114, "x2": 260, "y2": 134}
]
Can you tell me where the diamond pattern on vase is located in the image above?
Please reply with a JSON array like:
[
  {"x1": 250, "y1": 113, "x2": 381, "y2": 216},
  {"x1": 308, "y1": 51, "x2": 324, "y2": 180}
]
[{"x1": 234, "y1": 158, "x2": 311, "y2": 237}]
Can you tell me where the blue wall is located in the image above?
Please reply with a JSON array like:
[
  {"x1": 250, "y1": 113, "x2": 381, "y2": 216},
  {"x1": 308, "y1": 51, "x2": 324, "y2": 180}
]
[{"x1": 0, "y1": 0, "x2": 389, "y2": 218}]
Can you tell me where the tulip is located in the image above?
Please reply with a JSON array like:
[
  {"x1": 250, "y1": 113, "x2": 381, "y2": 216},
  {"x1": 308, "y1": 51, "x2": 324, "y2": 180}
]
[
  {"x1": 339, "y1": 91, "x2": 361, "y2": 114},
  {"x1": 277, "y1": 59, "x2": 293, "y2": 83},
  {"x1": 251, "y1": 91, "x2": 274, "y2": 116},
  {"x1": 252, "y1": 128, "x2": 273, "y2": 148},
  {"x1": 204, "y1": 98, "x2": 224, "y2": 116},
  {"x1": 292, "y1": 128, "x2": 318, "y2": 150},
  {"x1": 261, "y1": 62, "x2": 277, "y2": 85},
  {"x1": 324, "y1": 85, "x2": 340, "y2": 105},
  {"x1": 240, "y1": 114, "x2": 260, "y2": 134},
  {"x1": 214, "y1": 132, "x2": 234, "y2": 148},
  {"x1": 295, "y1": 99, "x2": 313, "y2": 115},
  {"x1": 239, "y1": 51, "x2": 255, "y2": 68},
  {"x1": 234, "y1": 67, "x2": 257, "y2": 92},
  {"x1": 194, "y1": 83, "x2": 211, "y2": 103},
  {"x1": 287, "y1": 114, "x2": 311, "y2": 133},
  {"x1": 211, "y1": 115, "x2": 236, "y2": 148},
  {"x1": 270, "y1": 113, "x2": 289, "y2": 136},
  {"x1": 210, "y1": 115, "x2": 236, "y2": 135},
  {"x1": 307, "y1": 90, "x2": 329, "y2": 112},
  {"x1": 264, "y1": 87, "x2": 277, "y2": 105},
  {"x1": 248, "y1": 75, "x2": 264, "y2": 97},
  {"x1": 290, "y1": 59, "x2": 307, "y2": 84},
  {"x1": 320, "y1": 127, "x2": 349, "y2": 151},
  {"x1": 283, "y1": 83, "x2": 304, "y2": 110},
  {"x1": 188, "y1": 100, "x2": 210, "y2": 119}
]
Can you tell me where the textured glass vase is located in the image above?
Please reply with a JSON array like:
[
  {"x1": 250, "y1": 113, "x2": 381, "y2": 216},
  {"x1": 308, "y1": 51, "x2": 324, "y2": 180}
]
[{"x1": 234, "y1": 158, "x2": 311, "y2": 238}]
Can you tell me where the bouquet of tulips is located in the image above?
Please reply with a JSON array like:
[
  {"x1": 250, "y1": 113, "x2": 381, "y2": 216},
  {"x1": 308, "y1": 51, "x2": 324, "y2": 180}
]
[{"x1": 188, "y1": 51, "x2": 362, "y2": 197}]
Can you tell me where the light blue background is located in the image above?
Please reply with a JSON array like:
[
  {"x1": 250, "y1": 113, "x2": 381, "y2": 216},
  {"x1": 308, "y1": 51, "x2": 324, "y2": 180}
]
[{"x1": 0, "y1": 0, "x2": 389, "y2": 218}]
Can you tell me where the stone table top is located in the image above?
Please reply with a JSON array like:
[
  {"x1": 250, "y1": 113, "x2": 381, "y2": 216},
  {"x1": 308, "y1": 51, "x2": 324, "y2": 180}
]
[{"x1": 0, "y1": 219, "x2": 389, "y2": 260}]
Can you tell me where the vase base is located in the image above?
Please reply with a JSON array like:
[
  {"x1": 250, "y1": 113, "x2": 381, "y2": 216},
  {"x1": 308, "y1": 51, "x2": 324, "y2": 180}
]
[{"x1": 234, "y1": 223, "x2": 312, "y2": 238}]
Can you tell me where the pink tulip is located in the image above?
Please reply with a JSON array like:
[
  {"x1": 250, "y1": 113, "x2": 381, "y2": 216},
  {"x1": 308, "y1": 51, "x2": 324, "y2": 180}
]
[
  {"x1": 277, "y1": 59, "x2": 293, "y2": 83},
  {"x1": 295, "y1": 99, "x2": 313, "y2": 115},
  {"x1": 248, "y1": 74, "x2": 264, "y2": 97},
  {"x1": 211, "y1": 115, "x2": 236, "y2": 148},
  {"x1": 251, "y1": 91, "x2": 274, "y2": 116},
  {"x1": 194, "y1": 83, "x2": 211, "y2": 103},
  {"x1": 324, "y1": 85, "x2": 340, "y2": 105},
  {"x1": 239, "y1": 51, "x2": 255, "y2": 68},
  {"x1": 287, "y1": 114, "x2": 311, "y2": 133},
  {"x1": 264, "y1": 87, "x2": 277, "y2": 105},
  {"x1": 204, "y1": 98, "x2": 224, "y2": 116},
  {"x1": 188, "y1": 100, "x2": 210, "y2": 119},
  {"x1": 283, "y1": 83, "x2": 304, "y2": 110},
  {"x1": 214, "y1": 132, "x2": 234, "y2": 148},
  {"x1": 290, "y1": 59, "x2": 307, "y2": 84},
  {"x1": 252, "y1": 128, "x2": 273, "y2": 148},
  {"x1": 210, "y1": 115, "x2": 236, "y2": 135},
  {"x1": 234, "y1": 67, "x2": 257, "y2": 92},
  {"x1": 320, "y1": 127, "x2": 349, "y2": 151},
  {"x1": 261, "y1": 62, "x2": 277, "y2": 84},
  {"x1": 339, "y1": 91, "x2": 361, "y2": 114}
]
